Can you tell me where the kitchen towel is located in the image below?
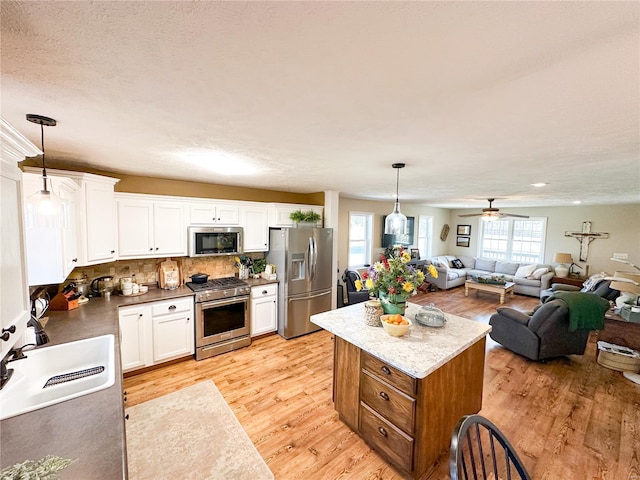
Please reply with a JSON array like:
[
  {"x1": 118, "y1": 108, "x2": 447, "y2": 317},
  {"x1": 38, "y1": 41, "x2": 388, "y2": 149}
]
[{"x1": 125, "y1": 380, "x2": 273, "y2": 480}]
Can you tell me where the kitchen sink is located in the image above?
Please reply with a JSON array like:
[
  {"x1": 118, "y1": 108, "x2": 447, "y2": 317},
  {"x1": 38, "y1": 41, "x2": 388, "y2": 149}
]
[{"x1": 0, "y1": 334, "x2": 115, "y2": 421}]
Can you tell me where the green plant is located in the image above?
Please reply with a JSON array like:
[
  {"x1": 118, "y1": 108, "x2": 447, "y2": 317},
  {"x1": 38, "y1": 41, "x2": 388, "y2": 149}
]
[{"x1": 289, "y1": 209, "x2": 321, "y2": 223}]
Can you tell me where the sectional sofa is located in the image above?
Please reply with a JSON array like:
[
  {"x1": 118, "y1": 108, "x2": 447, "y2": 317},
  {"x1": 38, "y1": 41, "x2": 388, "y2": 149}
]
[{"x1": 425, "y1": 255, "x2": 556, "y2": 297}]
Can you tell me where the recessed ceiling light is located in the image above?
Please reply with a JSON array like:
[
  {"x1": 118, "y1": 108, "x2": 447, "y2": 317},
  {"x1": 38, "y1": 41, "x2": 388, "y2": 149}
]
[
  {"x1": 573, "y1": 200, "x2": 582, "y2": 204},
  {"x1": 531, "y1": 182, "x2": 548, "y2": 187},
  {"x1": 177, "y1": 148, "x2": 262, "y2": 176}
]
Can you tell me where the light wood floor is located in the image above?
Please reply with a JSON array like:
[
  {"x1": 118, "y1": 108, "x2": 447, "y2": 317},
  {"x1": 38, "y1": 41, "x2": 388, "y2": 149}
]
[{"x1": 123, "y1": 288, "x2": 640, "y2": 480}]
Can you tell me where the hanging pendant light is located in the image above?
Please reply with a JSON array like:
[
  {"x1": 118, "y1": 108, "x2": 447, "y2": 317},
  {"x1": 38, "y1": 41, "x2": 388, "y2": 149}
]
[
  {"x1": 26, "y1": 114, "x2": 60, "y2": 222},
  {"x1": 384, "y1": 163, "x2": 408, "y2": 236}
]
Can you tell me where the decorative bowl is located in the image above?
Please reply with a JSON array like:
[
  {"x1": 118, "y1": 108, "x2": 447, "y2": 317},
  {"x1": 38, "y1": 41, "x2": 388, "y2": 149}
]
[{"x1": 380, "y1": 314, "x2": 412, "y2": 337}]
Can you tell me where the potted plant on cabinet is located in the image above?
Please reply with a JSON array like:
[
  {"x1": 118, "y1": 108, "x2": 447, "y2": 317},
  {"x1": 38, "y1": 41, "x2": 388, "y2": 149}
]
[{"x1": 289, "y1": 209, "x2": 321, "y2": 227}]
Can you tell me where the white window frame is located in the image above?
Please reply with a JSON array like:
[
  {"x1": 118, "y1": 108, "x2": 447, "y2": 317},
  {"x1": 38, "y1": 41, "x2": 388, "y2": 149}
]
[
  {"x1": 348, "y1": 211, "x2": 373, "y2": 266},
  {"x1": 417, "y1": 215, "x2": 434, "y2": 259},
  {"x1": 478, "y1": 217, "x2": 547, "y2": 264}
]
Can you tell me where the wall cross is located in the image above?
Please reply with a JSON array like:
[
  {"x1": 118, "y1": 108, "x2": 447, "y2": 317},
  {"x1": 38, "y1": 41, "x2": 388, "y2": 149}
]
[{"x1": 565, "y1": 221, "x2": 609, "y2": 261}]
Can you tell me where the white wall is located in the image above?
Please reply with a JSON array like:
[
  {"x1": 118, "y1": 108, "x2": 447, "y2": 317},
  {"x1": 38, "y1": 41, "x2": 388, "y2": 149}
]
[{"x1": 449, "y1": 204, "x2": 640, "y2": 275}]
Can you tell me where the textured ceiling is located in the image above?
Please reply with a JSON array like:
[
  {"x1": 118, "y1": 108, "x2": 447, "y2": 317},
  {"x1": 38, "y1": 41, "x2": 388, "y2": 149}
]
[{"x1": 1, "y1": 1, "x2": 638, "y2": 209}]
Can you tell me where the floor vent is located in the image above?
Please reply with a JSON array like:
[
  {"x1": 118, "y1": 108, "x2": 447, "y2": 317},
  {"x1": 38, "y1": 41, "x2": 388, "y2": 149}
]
[{"x1": 43, "y1": 366, "x2": 105, "y2": 388}]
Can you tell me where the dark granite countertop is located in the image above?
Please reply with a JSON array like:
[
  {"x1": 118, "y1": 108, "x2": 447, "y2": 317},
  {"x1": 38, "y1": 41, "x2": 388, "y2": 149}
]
[{"x1": 0, "y1": 286, "x2": 194, "y2": 479}]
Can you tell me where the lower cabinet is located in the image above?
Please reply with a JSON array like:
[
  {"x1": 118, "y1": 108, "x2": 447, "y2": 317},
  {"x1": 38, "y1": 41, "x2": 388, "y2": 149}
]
[
  {"x1": 119, "y1": 297, "x2": 194, "y2": 373},
  {"x1": 250, "y1": 284, "x2": 278, "y2": 337}
]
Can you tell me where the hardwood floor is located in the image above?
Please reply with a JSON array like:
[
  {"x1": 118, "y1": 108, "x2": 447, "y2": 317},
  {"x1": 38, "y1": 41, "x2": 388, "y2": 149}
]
[{"x1": 123, "y1": 288, "x2": 640, "y2": 479}]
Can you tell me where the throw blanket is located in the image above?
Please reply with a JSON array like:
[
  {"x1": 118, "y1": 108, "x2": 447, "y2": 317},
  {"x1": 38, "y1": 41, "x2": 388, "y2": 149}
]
[{"x1": 547, "y1": 291, "x2": 609, "y2": 331}]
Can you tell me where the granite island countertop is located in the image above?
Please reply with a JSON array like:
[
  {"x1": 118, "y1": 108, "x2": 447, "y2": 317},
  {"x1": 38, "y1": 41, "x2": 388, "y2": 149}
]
[
  {"x1": 311, "y1": 302, "x2": 491, "y2": 379},
  {"x1": 0, "y1": 286, "x2": 194, "y2": 479}
]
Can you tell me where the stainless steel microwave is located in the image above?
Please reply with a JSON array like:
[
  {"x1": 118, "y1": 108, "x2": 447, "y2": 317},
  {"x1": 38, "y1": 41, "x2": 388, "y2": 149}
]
[{"x1": 188, "y1": 226, "x2": 243, "y2": 257}]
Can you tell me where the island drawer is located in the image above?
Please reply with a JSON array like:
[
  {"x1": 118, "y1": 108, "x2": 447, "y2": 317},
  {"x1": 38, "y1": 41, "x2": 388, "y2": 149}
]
[
  {"x1": 361, "y1": 351, "x2": 417, "y2": 396},
  {"x1": 359, "y1": 401, "x2": 414, "y2": 473},
  {"x1": 360, "y1": 369, "x2": 415, "y2": 435}
]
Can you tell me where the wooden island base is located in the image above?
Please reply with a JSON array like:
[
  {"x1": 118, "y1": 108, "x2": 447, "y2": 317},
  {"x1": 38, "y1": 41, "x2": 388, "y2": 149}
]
[{"x1": 333, "y1": 336, "x2": 486, "y2": 479}]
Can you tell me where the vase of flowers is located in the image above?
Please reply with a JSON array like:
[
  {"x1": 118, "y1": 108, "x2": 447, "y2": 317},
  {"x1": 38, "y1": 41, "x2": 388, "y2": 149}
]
[{"x1": 355, "y1": 246, "x2": 437, "y2": 314}]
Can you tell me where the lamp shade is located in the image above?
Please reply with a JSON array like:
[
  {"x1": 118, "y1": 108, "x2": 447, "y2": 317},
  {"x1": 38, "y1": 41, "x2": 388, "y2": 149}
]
[
  {"x1": 609, "y1": 271, "x2": 640, "y2": 295},
  {"x1": 553, "y1": 253, "x2": 573, "y2": 264}
]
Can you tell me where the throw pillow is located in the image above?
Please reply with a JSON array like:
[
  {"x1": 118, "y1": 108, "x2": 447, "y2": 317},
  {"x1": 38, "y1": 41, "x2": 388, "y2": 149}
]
[
  {"x1": 451, "y1": 258, "x2": 464, "y2": 269},
  {"x1": 514, "y1": 264, "x2": 536, "y2": 278},
  {"x1": 529, "y1": 267, "x2": 549, "y2": 279}
]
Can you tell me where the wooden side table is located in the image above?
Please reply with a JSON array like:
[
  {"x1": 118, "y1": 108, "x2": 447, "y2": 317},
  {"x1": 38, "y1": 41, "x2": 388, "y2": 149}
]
[
  {"x1": 551, "y1": 276, "x2": 586, "y2": 288},
  {"x1": 595, "y1": 312, "x2": 640, "y2": 352}
]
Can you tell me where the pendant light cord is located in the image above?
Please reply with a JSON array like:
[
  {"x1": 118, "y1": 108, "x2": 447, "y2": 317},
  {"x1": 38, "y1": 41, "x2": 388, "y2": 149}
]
[
  {"x1": 395, "y1": 166, "x2": 400, "y2": 203},
  {"x1": 40, "y1": 122, "x2": 48, "y2": 193}
]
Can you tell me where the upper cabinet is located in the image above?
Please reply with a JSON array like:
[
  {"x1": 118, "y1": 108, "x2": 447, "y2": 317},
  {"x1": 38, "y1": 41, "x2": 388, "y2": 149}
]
[
  {"x1": 242, "y1": 203, "x2": 270, "y2": 252},
  {"x1": 190, "y1": 201, "x2": 240, "y2": 225},
  {"x1": 117, "y1": 194, "x2": 188, "y2": 259},
  {"x1": 1, "y1": 117, "x2": 41, "y2": 358},
  {"x1": 24, "y1": 167, "x2": 120, "y2": 266},
  {"x1": 22, "y1": 173, "x2": 79, "y2": 285},
  {"x1": 269, "y1": 204, "x2": 324, "y2": 227}
]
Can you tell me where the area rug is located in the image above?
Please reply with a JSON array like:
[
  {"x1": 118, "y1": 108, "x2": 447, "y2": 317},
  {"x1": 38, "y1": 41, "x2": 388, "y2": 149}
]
[{"x1": 125, "y1": 381, "x2": 274, "y2": 480}]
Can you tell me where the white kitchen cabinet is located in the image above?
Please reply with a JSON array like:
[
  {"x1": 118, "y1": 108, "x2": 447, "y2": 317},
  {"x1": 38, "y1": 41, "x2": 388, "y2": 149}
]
[
  {"x1": 151, "y1": 298, "x2": 194, "y2": 362},
  {"x1": 118, "y1": 296, "x2": 194, "y2": 373},
  {"x1": 269, "y1": 204, "x2": 323, "y2": 227},
  {"x1": 190, "y1": 202, "x2": 240, "y2": 225},
  {"x1": 242, "y1": 204, "x2": 270, "y2": 252},
  {"x1": 24, "y1": 167, "x2": 120, "y2": 266},
  {"x1": 250, "y1": 283, "x2": 278, "y2": 337},
  {"x1": 22, "y1": 173, "x2": 79, "y2": 286},
  {"x1": 1, "y1": 117, "x2": 39, "y2": 359},
  {"x1": 117, "y1": 195, "x2": 188, "y2": 258},
  {"x1": 118, "y1": 305, "x2": 150, "y2": 372}
]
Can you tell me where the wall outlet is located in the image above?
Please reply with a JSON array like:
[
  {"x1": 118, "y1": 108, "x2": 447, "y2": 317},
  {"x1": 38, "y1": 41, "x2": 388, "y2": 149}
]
[{"x1": 613, "y1": 253, "x2": 629, "y2": 260}]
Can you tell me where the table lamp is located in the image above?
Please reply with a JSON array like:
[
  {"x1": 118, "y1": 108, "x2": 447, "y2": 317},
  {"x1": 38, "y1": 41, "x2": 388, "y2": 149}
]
[{"x1": 553, "y1": 253, "x2": 573, "y2": 278}]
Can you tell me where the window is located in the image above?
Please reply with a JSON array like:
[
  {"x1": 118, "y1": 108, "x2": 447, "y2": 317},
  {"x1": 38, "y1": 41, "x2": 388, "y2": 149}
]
[
  {"x1": 417, "y1": 216, "x2": 434, "y2": 258},
  {"x1": 348, "y1": 212, "x2": 373, "y2": 266},
  {"x1": 478, "y1": 217, "x2": 547, "y2": 264}
]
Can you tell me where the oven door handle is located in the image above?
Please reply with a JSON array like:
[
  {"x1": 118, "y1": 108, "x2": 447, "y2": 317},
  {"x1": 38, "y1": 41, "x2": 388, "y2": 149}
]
[{"x1": 200, "y1": 296, "x2": 249, "y2": 309}]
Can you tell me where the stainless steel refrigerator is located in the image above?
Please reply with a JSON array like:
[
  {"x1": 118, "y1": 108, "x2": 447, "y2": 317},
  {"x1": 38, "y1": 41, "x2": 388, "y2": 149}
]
[{"x1": 267, "y1": 227, "x2": 333, "y2": 339}]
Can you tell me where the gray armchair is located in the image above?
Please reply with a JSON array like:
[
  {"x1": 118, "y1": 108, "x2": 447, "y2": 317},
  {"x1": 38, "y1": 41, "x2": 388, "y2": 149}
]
[{"x1": 489, "y1": 297, "x2": 604, "y2": 361}]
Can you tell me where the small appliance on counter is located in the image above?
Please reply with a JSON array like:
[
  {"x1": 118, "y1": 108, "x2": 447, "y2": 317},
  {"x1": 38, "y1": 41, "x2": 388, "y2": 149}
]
[{"x1": 90, "y1": 276, "x2": 115, "y2": 297}]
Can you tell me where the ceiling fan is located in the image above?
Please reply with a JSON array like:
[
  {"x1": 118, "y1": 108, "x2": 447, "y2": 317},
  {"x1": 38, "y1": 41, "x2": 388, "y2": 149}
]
[{"x1": 458, "y1": 198, "x2": 529, "y2": 220}]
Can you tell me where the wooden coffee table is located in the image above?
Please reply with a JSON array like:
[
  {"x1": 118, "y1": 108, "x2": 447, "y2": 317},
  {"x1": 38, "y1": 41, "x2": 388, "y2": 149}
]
[{"x1": 465, "y1": 280, "x2": 515, "y2": 304}]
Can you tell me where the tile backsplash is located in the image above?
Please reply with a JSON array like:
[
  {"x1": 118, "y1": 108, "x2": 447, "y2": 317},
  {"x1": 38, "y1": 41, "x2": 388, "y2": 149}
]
[{"x1": 66, "y1": 254, "x2": 265, "y2": 287}]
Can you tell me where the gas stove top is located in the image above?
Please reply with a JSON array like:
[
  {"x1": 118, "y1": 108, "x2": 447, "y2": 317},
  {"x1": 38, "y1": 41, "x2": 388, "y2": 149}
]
[{"x1": 186, "y1": 277, "x2": 250, "y2": 302}]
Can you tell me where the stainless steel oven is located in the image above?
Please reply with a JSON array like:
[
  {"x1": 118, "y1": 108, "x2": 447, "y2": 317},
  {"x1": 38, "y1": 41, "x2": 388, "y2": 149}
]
[{"x1": 186, "y1": 277, "x2": 251, "y2": 360}]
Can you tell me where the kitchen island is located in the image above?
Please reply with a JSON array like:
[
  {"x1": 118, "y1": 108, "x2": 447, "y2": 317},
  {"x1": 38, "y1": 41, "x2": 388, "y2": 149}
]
[{"x1": 311, "y1": 302, "x2": 491, "y2": 479}]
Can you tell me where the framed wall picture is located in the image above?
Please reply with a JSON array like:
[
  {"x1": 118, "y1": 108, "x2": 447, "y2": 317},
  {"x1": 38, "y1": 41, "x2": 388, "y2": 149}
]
[
  {"x1": 410, "y1": 248, "x2": 420, "y2": 259},
  {"x1": 456, "y1": 236, "x2": 470, "y2": 247},
  {"x1": 457, "y1": 225, "x2": 471, "y2": 236}
]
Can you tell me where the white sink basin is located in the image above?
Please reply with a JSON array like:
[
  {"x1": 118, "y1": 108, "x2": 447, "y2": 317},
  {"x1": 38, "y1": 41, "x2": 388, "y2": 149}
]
[{"x1": 0, "y1": 334, "x2": 115, "y2": 421}]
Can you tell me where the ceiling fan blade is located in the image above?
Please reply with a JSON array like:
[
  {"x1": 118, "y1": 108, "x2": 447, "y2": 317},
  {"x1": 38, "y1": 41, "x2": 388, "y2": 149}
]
[
  {"x1": 458, "y1": 213, "x2": 483, "y2": 217},
  {"x1": 499, "y1": 213, "x2": 530, "y2": 218}
]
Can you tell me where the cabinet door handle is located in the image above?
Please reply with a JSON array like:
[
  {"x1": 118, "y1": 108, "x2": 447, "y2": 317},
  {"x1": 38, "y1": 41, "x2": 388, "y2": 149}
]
[
  {"x1": 377, "y1": 426, "x2": 388, "y2": 437},
  {"x1": 1, "y1": 332, "x2": 10, "y2": 342},
  {"x1": 262, "y1": 290, "x2": 268, "y2": 295},
  {"x1": 149, "y1": 248, "x2": 154, "y2": 251},
  {"x1": 381, "y1": 366, "x2": 391, "y2": 375},
  {"x1": 72, "y1": 258, "x2": 78, "y2": 262},
  {"x1": 155, "y1": 247, "x2": 159, "y2": 250},
  {"x1": 186, "y1": 317, "x2": 190, "y2": 323},
  {"x1": 168, "y1": 305, "x2": 176, "y2": 310},
  {"x1": 379, "y1": 391, "x2": 390, "y2": 401},
  {"x1": 110, "y1": 250, "x2": 116, "y2": 254},
  {"x1": 138, "y1": 314, "x2": 143, "y2": 318}
]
